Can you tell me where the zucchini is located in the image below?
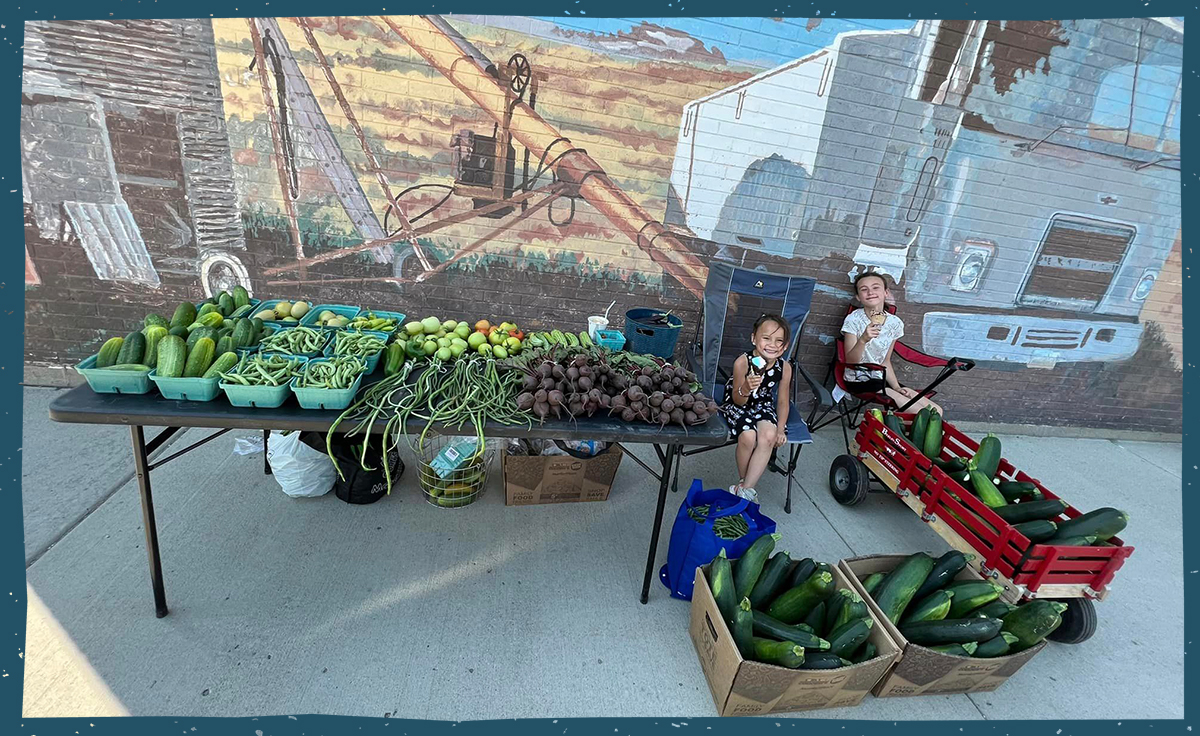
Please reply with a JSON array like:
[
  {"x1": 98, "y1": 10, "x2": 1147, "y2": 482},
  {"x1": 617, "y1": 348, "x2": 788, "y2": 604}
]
[
  {"x1": 767, "y1": 571, "x2": 834, "y2": 625},
  {"x1": 1013, "y1": 520, "x2": 1058, "y2": 543},
  {"x1": 910, "y1": 407, "x2": 931, "y2": 448},
  {"x1": 967, "y1": 462, "x2": 1007, "y2": 508},
  {"x1": 922, "y1": 410, "x2": 943, "y2": 459},
  {"x1": 834, "y1": 595, "x2": 868, "y2": 633},
  {"x1": 901, "y1": 617, "x2": 1003, "y2": 646},
  {"x1": 973, "y1": 632, "x2": 1020, "y2": 658},
  {"x1": 851, "y1": 641, "x2": 877, "y2": 664},
  {"x1": 804, "y1": 600, "x2": 826, "y2": 633},
  {"x1": 751, "y1": 611, "x2": 830, "y2": 650},
  {"x1": 861, "y1": 572, "x2": 886, "y2": 597},
  {"x1": 709, "y1": 549, "x2": 737, "y2": 625},
  {"x1": 972, "y1": 433, "x2": 1002, "y2": 481},
  {"x1": 1002, "y1": 600, "x2": 1067, "y2": 651},
  {"x1": 883, "y1": 412, "x2": 905, "y2": 437},
  {"x1": 997, "y1": 480, "x2": 1041, "y2": 502},
  {"x1": 994, "y1": 499, "x2": 1068, "y2": 524},
  {"x1": 971, "y1": 600, "x2": 1017, "y2": 620},
  {"x1": 1051, "y1": 535, "x2": 1099, "y2": 547},
  {"x1": 929, "y1": 642, "x2": 978, "y2": 657},
  {"x1": 800, "y1": 652, "x2": 851, "y2": 670},
  {"x1": 787, "y1": 557, "x2": 816, "y2": 589},
  {"x1": 156, "y1": 335, "x2": 187, "y2": 378},
  {"x1": 824, "y1": 589, "x2": 855, "y2": 633},
  {"x1": 184, "y1": 338, "x2": 216, "y2": 378},
  {"x1": 900, "y1": 589, "x2": 954, "y2": 625},
  {"x1": 914, "y1": 550, "x2": 974, "y2": 600},
  {"x1": 203, "y1": 352, "x2": 239, "y2": 380},
  {"x1": 750, "y1": 637, "x2": 805, "y2": 669},
  {"x1": 1050, "y1": 507, "x2": 1128, "y2": 542},
  {"x1": 827, "y1": 617, "x2": 873, "y2": 658},
  {"x1": 945, "y1": 581, "x2": 1003, "y2": 618},
  {"x1": 748, "y1": 551, "x2": 793, "y2": 610},
  {"x1": 872, "y1": 552, "x2": 935, "y2": 624},
  {"x1": 733, "y1": 533, "x2": 780, "y2": 599},
  {"x1": 933, "y1": 456, "x2": 969, "y2": 475},
  {"x1": 732, "y1": 598, "x2": 754, "y2": 658},
  {"x1": 170, "y1": 302, "x2": 197, "y2": 330}
]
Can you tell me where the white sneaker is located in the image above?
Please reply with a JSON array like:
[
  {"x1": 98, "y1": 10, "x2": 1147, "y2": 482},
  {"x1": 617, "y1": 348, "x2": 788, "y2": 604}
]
[
  {"x1": 729, "y1": 483, "x2": 743, "y2": 496},
  {"x1": 737, "y1": 487, "x2": 759, "y2": 503}
]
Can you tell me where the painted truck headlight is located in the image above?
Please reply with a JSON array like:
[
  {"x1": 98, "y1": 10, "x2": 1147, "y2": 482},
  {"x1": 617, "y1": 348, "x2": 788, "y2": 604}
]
[
  {"x1": 1132, "y1": 268, "x2": 1158, "y2": 302},
  {"x1": 950, "y1": 240, "x2": 995, "y2": 292}
]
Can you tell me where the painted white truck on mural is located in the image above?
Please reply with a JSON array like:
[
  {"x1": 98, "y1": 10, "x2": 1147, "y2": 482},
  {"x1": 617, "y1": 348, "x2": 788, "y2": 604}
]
[{"x1": 668, "y1": 18, "x2": 1182, "y2": 367}]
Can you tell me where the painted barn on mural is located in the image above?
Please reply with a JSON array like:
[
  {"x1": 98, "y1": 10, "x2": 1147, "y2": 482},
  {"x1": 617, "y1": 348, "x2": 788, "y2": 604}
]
[{"x1": 20, "y1": 16, "x2": 1183, "y2": 431}]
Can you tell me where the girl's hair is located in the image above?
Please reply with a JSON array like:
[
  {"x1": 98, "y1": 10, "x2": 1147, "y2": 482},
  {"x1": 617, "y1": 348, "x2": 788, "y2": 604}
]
[{"x1": 753, "y1": 313, "x2": 791, "y2": 350}]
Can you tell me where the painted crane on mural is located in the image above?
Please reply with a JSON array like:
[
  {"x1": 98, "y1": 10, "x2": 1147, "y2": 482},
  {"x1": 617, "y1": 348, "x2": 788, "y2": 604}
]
[{"x1": 251, "y1": 15, "x2": 709, "y2": 300}]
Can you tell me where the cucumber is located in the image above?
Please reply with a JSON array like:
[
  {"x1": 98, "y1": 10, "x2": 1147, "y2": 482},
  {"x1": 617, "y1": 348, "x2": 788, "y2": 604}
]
[
  {"x1": 168, "y1": 325, "x2": 189, "y2": 338},
  {"x1": 804, "y1": 600, "x2": 826, "y2": 633},
  {"x1": 900, "y1": 589, "x2": 954, "y2": 625},
  {"x1": 732, "y1": 598, "x2": 754, "y2": 658},
  {"x1": 232, "y1": 319, "x2": 256, "y2": 349},
  {"x1": 800, "y1": 652, "x2": 851, "y2": 670},
  {"x1": 922, "y1": 410, "x2": 943, "y2": 459},
  {"x1": 945, "y1": 581, "x2": 1003, "y2": 618},
  {"x1": 967, "y1": 462, "x2": 1007, "y2": 508},
  {"x1": 116, "y1": 332, "x2": 146, "y2": 365},
  {"x1": 910, "y1": 407, "x2": 931, "y2": 448},
  {"x1": 1051, "y1": 535, "x2": 1099, "y2": 547},
  {"x1": 203, "y1": 352, "x2": 239, "y2": 380},
  {"x1": 971, "y1": 600, "x2": 1017, "y2": 619},
  {"x1": 142, "y1": 325, "x2": 168, "y2": 369},
  {"x1": 997, "y1": 480, "x2": 1040, "y2": 501},
  {"x1": 787, "y1": 558, "x2": 816, "y2": 589},
  {"x1": 232, "y1": 285, "x2": 250, "y2": 309},
  {"x1": 733, "y1": 533, "x2": 780, "y2": 599},
  {"x1": 862, "y1": 572, "x2": 886, "y2": 597},
  {"x1": 872, "y1": 552, "x2": 935, "y2": 624},
  {"x1": 184, "y1": 338, "x2": 215, "y2": 378},
  {"x1": 973, "y1": 433, "x2": 1002, "y2": 481},
  {"x1": 973, "y1": 632, "x2": 1020, "y2": 658},
  {"x1": 851, "y1": 641, "x2": 878, "y2": 664},
  {"x1": 156, "y1": 335, "x2": 187, "y2": 378},
  {"x1": 767, "y1": 571, "x2": 834, "y2": 625},
  {"x1": 994, "y1": 499, "x2": 1068, "y2": 524},
  {"x1": 144, "y1": 313, "x2": 170, "y2": 329},
  {"x1": 750, "y1": 637, "x2": 805, "y2": 669},
  {"x1": 901, "y1": 617, "x2": 1003, "y2": 646},
  {"x1": 748, "y1": 551, "x2": 793, "y2": 610},
  {"x1": 197, "y1": 302, "x2": 221, "y2": 319},
  {"x1": 187, "y1": 326, "x2": 219, "y2": 351},
  {"x1": 1013, "y1": 520, "x2": 1058, "y2": 543},
  {"x1": 929, "y1": 642, "x2": 978, "y2": 657},
  {"x1": 751, "y1": 611, "x2": 831, "y2": 650},
  {"x1": 1050, "y1": 507, "x2": 1128, "y2": 542},
  {"x1": 914, "y1": 550, "x2": 974, "y2": 600},
  {"x1": 709, "y1": 549, "x2": 737, "y2": 626},
  {"x1": 216, "y1": 335, "x2": 235, "y2": 356},
  {"x1": 105, "y1": 363, "x2": 151, "y2": 371},
  {"x1": 99, "y1": 338, "x2": 126, "y2": 369},
  {"x1": 824, "y1": 589, "x2": 855, "y2": 633},
  {"x1": 218, "y1": 293, "x2": 236, "y2": 317},
  {"x1": 827, "y1": 617, "x2": 873, "y2": 658},
  {"x1": 170, "y1": 302, "x2": 197, "y2": 330},
  {"x1": 1002, "y1": 600, "x2": 1067, "y2": 651}
]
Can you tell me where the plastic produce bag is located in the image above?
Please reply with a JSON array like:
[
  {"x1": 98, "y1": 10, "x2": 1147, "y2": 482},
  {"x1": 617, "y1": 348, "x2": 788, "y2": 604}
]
[
  {"x1": 266, "y1": 430, "x2": 336, "y2": 498},
  {"x1": 658, "y1": 478, "x2": 776, "y2": 600},
  {"x1": 233, "y1": 434, "x2": 265, "y2": 455}
]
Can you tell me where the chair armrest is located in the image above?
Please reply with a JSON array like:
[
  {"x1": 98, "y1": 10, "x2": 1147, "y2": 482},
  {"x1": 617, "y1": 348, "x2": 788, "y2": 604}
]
[
  {"x1": 892, "y1": 341, "x2": 947, "y2": 369},
  {"x1": 794, "y1": 361, "x2": 833, "y2": 410}
]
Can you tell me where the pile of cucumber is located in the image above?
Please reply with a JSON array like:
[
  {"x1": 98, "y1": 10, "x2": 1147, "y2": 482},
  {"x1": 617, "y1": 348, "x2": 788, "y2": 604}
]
[
  {"x1": 860, "y1": 550, "x2": 1066, "y2": 657},
  {"x1": 707, "y1": 535, "x2": 878, "y2": 670},
  {"x1": 882, "y1": 408, "x2": 1130, "y2": 547}
]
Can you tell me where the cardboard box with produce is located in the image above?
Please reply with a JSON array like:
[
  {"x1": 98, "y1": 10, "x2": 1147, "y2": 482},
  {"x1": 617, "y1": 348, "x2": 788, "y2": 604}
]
[{"x1": 689, "y1": 534, "x2": 900, "y2": 716}]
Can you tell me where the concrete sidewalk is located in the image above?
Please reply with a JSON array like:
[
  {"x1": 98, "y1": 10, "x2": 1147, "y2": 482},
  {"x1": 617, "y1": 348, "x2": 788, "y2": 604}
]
[{"x1": 21, "y1": 387, "x2": 1182, "y2": 719}]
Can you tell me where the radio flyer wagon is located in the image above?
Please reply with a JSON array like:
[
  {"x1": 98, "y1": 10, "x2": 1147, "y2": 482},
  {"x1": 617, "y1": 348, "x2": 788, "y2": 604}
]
[{"x1": 829, "y1": 412, "x2": 1134, "y2": 645}]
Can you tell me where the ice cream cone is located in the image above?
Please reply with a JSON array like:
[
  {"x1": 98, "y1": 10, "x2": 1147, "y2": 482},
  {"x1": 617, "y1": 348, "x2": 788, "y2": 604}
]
[{"x1": 869, "y1": 311, "x2": 887, "y2": 326}]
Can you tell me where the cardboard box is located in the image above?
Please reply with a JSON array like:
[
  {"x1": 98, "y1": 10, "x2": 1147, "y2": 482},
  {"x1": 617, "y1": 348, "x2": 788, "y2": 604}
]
[
  {"x1": 689, "y1": 562, "x2": 901, "y2": 716},
  {"x1": 840, "y1": 554, "x2": 1047, "y2": 698},
  {"x1": 502, "y1": 444, "x2": 623, "y2": 506}
]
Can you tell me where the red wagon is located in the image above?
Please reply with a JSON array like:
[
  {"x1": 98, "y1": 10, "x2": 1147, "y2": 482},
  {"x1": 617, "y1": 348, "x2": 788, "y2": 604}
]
[{"x1": 829, "y1": 411, "x2": 1134, "y2": 645}]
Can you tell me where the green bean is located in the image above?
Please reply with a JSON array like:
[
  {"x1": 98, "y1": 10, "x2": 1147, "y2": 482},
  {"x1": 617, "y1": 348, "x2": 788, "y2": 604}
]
[
  {"x1": 331, "y1": 330, "x2": 388, "y2": 358},
  {"x1": 220, "y1": 353, "x2": 305, "y2": 386},
  {"x1": 261, "y1": 326, "x2": 327, "y2": 356}
]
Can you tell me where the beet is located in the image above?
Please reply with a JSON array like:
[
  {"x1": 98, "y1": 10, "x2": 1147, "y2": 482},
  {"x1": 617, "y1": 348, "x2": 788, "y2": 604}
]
[
  {"x1": 671, "y1": 376, "x2": 682, "y2": 388},
  {"x1": 567, "y1": 366, "x2": 580, "y2": 381},
  {"x1": 661, "y1": 398, "x2": 676, "y2": 413},
  {"x1": 620, "y1": 407, "x2": 637, "y2": 422},
  {"x1": 516, "y1": 392, "x2": 535, "y2": 411},
  {"x1": 538, "y1": 363, "x2": 554, "y2": 378},
  {"x1": 649, "y1": 391, "x2": 664, "y2": 407},
  {"x1": 637, "y1": 375, "x2": 654, "y2": 390},
  {"x1": 548, "y1": 390, "x2": 565, "y2": 406},
  {"x1": 627, "y1": 386, "x2": 645, "y2": 402},
  {"x1": 541, "y1": 377, "x2": 557, "y2": 392},
  {"x1": 630, "y1": 400, "x2": 644, "y2": 412},
  {"x1": 600, "y1": 394, "x2": 612, "y2": 408},
  {"x1": 534, "y1": 388, "x2": 549, "y2": 403},
  {"x1": 569, "y1": 400, "x2": 584, "y2": 416},
  {"x1": 578, "y1": 376, "x2": 593, "y2": 392},
  {"x1": 533, "y1": 402, "x2": 550, "y2": 419},
  {"x1": 685, "y1": 410, "x2": 698, "y2": 424},
  {"x1": 661, "y1": 367, "x2": 675, "y2": 380},
  {"x1": 523, "y1": 374, "x2": 539, "y2": 391},
  {"x1": 551, "y1": 364, "x2": 566, "y2": 380},
  {"x1": 681, "y1": 394, "x2": 695, "y2": 409},
  {"x1": 670, "y1": 408, "x2": 686, "y2": 426},
  {"x1": 579, "y1": 366, "x2": 593, "y2": 378},
  {"x1": 610, "y1": 394, "x2": 627, "y2": 410}
]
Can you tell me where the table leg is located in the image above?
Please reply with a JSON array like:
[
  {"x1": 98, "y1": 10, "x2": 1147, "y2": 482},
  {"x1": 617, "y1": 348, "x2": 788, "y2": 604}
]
[
  {"x1": 641, "y1": 443, "x2": 678, "y2": 604},
  {"x1": 263, "y1": 429, "x2": 271, "y2": 475},
  {"x1": 130, "y1": 425, "x2": 169, "y2": 618}
]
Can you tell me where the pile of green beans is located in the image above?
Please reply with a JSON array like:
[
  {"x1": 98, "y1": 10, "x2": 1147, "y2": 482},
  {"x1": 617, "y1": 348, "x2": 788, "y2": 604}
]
[
  {"x1": 219, "y1": 353, "x2": 305, "y2": 386},
  {"x1": 261, "y1": 326, "x2": 327, "y2": 355},
  {"x1": 331, "y1": 330, "x2": 388, "y2": 358},
  {"x1": 687, "y1": 504, "x2": 749, "y2": 540},
  {"x1": 294, "y1": 356, "x2": 367, "y2": 390}
]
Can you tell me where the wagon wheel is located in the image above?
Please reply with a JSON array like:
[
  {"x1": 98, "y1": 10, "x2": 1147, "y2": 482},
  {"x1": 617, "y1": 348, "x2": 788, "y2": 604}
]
[
  {"x1": 507, "y1": 53, "x2": 532, "y2": 98},
  {"x1": 829, "y1": 455, "x2": 870, "y2": 506},
  {"x1": 1048, "y1": 598, "x2": 1098, "y2": 644}
]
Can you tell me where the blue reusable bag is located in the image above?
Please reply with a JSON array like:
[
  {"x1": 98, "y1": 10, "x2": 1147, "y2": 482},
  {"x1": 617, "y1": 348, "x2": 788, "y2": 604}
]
[{"x1": 658, "y1": 479, "x2": 777, "y2": 600}]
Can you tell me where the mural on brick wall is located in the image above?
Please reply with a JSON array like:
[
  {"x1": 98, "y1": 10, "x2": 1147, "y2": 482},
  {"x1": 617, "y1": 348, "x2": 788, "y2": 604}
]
[{"x1": 21, "y1": 16, "x2": 1184, "y2": 430}]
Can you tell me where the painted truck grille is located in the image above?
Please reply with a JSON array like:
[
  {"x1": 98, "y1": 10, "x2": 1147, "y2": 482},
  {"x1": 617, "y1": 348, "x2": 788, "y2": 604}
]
[{"x1": 1019, "y1": 215, "x2": 1135, "y2": 311}]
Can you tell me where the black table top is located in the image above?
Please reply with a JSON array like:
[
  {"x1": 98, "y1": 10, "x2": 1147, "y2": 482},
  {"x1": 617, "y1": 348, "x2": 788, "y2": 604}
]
[{"x1": 48, "y1": 383, "x2": 730, "y2": 446}]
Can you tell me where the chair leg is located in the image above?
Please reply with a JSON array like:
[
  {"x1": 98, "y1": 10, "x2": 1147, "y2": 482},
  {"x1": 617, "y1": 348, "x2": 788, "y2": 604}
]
[
  {"x1": 671, "y1": 449, "x2": 682, "y2": 492},
  {"x1": 784, "y1": 444, "x2": 801, "y2": 515}
]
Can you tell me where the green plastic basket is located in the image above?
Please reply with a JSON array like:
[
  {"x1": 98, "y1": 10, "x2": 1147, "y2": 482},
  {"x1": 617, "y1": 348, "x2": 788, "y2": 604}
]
[
  {"x1": 323, "y1": 329, "x2": 389, "y2": 374},
  {"x1": 290, "y1": 358, "x2": 366, "y2": 411},
  {"x1": 219, "y1": 356, "x2": 308, "y2": 408},
  {"x1": 74, "y1": 355, "x2": 155, "y2": 395},
  {"x1": 149, "y1": 370, "x2": 222, "y2": 402}
]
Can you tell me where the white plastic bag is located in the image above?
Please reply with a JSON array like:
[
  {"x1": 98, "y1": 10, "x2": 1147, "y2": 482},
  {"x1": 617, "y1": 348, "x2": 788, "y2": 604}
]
[{"x1": 266, "y1": 430, "x2": 336, "y2": 498}]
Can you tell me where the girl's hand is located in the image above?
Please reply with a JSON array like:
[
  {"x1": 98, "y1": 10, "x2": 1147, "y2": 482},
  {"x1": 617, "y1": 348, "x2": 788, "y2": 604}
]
[
  {"x1": 745, "y1": 374, "x2": 763, "y2": 394},
  {"x1": 774, "y1": 426, "x2": 787, "y2": 448}
]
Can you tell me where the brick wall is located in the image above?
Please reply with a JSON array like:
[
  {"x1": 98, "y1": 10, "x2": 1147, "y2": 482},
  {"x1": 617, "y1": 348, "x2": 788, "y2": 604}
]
[{"x1": 22, "y1": 16, "x2": 1183, "y2": 433}]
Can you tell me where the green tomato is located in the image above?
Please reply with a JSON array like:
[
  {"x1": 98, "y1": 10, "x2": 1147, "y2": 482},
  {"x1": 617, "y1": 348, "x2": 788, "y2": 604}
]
[
  {"x1": 442, "y1": 320, "x2": 458, "y2": 333},
  {"x1": 421, "y1": 316, "x2": 441, "y2": 334},
  {"x1": 488, "y1": 330, "x2": 505, "y2": 346},
  {"x1": 436, "y1": 347, "x2": 453, "y2": 362},
  {"x1": 505, "y1": 336, "x2": 522, "y2": 352},
  {"x1": 437, "y1": 337, "x2": 452, "y2": 348},
  {"x1": 404, "y1": 321, "x2": 424, "y2": 336},
  {"x1": 477, "y1": 343, "x2": 492, "y2": 356},
  {"x1": 449, "y1": 343, "x2": 467, "y2": 358},
  {"x1": 467, "y1": 331, "x2": 487, "y2": 349},
  {"x1": 451, "y1": 337, "x2": 467, "y2": 349},
  {"x1": 454, "y1": 323, "x2": 472, "y2": 340},
  {"x1": 423, "y1": 340, "x2": 438, "y2": 356},
  {"x1": 492, "y1": 345, "x2": 509, "y2": 360}
]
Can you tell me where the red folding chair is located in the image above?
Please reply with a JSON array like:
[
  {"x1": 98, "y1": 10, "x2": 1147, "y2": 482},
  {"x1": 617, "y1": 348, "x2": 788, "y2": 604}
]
[{"x1": 808, "y1": 303, "x2": 975, "y2": 453}]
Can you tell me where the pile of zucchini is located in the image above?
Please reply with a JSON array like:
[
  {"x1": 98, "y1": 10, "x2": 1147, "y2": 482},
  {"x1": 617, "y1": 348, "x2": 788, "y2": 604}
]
[
  {"x1": 884, "y1": 408, "x2": 1130, "y2": 547},
  {"x1": 707, "y1": 535, "x2": 878, "y2": 670},
  {"x1": 860, "y1": 550, "x2": 1066, "y2": 657}
]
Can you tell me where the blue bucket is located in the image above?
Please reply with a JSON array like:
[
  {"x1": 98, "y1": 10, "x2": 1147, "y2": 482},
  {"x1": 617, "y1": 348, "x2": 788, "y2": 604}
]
[{"x1": 624, "y1": 309, "x2": 683, "y2": 358}]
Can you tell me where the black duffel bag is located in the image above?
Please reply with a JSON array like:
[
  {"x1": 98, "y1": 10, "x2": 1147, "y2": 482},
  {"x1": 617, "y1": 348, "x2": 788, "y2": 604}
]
[{"x1": 329, "y1": 434, "x2": 405, "y2": 505}]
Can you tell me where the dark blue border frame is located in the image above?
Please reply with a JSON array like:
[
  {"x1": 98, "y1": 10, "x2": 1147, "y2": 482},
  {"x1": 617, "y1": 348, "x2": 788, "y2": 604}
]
[{"x1": 9, "y1": 1, "x2": 1190, "y2": 731}]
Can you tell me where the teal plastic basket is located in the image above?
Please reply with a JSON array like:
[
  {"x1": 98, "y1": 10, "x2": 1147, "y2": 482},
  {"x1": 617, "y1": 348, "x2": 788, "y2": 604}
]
[
  {"x1": 259, "y1": 323, "x2": 330, "y2": 359},
  {"x1": 149, "y1": 370, "x2": 221, "y2": 402},
  {"x1": 348, "y1": 309, "x2": 407, "y2": 340},
  {"x1": 252, "y1": 299, "x2": 307, "y2": 326},
  {"x1": 220, "y1": 355, "x2": 308, "y2": 408},
  {"x1": 75, "y1": 354, "x2": 156, "y2": 395},
  {"x1": 324, "y1": 329, "x2": 389, "y2": 374},
  {"x1": 300, "y1": 304, "x2": 361, "y2": 330},
  {"x1": 595, "y1": 329, "x2": 626, "y2": 351},
  {"x1": 290, "y1": 358, "x2": 366, "y2": 410}
]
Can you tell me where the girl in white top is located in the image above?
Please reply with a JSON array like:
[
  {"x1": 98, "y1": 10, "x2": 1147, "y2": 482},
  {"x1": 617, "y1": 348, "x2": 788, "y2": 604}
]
[{"x1": 840, "y1": 272, "x2": 942, "y2": 415}]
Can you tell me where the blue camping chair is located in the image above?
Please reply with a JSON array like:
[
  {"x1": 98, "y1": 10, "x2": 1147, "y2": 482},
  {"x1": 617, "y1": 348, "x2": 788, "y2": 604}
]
[{"x1": 672, "y1": 262, "x2": 833, "y2": 514}]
